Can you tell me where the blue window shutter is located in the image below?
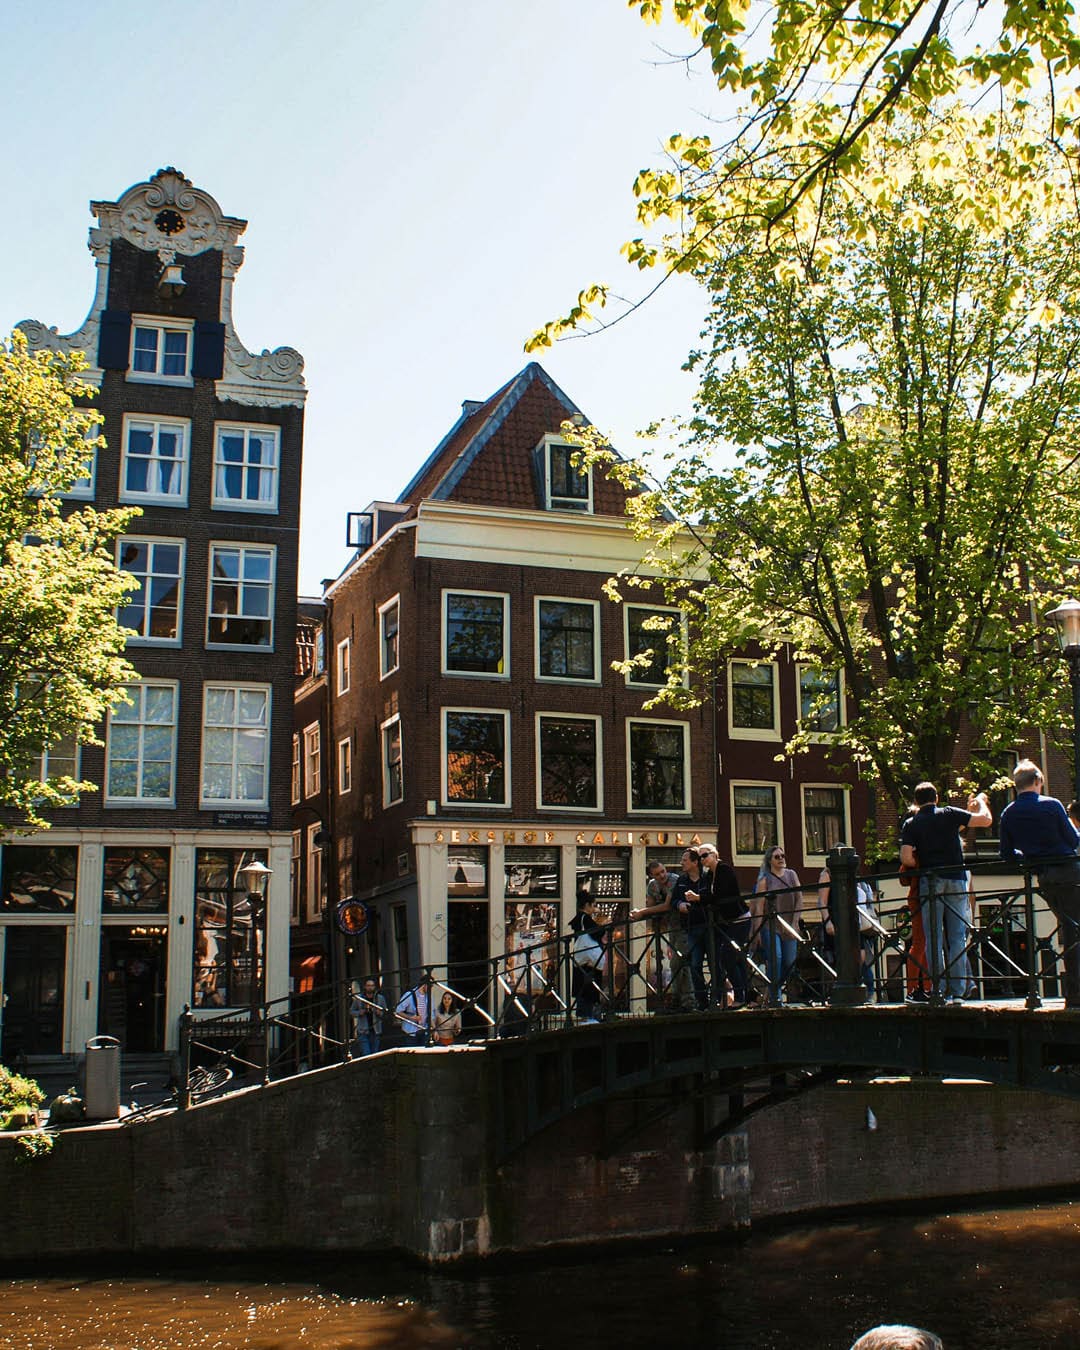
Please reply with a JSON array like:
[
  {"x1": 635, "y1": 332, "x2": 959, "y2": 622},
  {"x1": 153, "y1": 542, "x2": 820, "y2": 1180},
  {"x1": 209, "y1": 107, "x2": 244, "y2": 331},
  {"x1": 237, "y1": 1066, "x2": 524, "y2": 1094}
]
[
  {"x1": 97, "y1": 310, "x2": 131, "y2": 370},
  {"x1": 192, "y1": 321, "x2": 225, "y2": 379}
]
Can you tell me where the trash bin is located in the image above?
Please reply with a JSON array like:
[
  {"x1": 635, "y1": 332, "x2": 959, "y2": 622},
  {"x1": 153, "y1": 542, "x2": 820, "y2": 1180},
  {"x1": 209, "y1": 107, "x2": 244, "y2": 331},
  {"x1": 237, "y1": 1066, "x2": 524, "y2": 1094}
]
[{"x1": 84, "y1": 1035, "x2": 121, "y2": 1120}]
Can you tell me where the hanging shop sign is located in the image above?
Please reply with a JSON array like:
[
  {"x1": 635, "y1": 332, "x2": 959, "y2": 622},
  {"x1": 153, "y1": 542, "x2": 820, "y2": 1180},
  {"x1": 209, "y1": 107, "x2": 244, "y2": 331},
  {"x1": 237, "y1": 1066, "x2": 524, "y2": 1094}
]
[{"x1": 336, "y1": 899, "x2": 371, "y2": 936}]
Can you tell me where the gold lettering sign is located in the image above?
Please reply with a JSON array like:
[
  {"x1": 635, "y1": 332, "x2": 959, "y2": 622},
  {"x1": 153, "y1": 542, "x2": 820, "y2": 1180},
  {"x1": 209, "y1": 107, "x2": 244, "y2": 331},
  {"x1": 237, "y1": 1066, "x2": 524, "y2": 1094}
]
[
  {"x1": 691, "y1": 833, "x2": 702, "y2": 845},
  {"x1": 487, "y1": 831, "x2": 496, "y2": 844},
  {"x1": 467, "y1": 830, "x2": 480, "y2": 844},
  {"x1": 576, "y1": 832, "x2": 586, "y2": 845},
  {"x1": 434, "y1": 830, "x2": 445, "y2": 844},
  {"x1": 523, "y1": 831, "x2": 536, "y2": 844},
  {"x1": 545, "y1": 831, "x2": 555, "y2": 844},
  {"x1": 639, "y1": 833, "x2": 650, "y2": 846},
  {"x1": 451, "y1": 829, "x2": 461, "y2": 844},
  {"x1": 503, "y1": 831, "x2": 516, "y2": 844},
  {"x1": 592, "y1": 831, "x2": 605, "y2": 845},
  {"x1": 657, "y1": 832, "x2": 667, "y2": 845},
  {"x1": 610, "y1": 831, "x2": 620, "y2": 844}
]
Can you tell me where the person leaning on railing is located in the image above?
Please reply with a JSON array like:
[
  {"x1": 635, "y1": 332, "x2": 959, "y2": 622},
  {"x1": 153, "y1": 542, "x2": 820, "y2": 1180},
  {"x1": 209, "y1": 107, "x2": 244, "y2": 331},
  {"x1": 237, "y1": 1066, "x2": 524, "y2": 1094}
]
[
  {"x1": 999, "y1": 759, "x2": 1080, "y2": 1009},
  {"x1": 699, "y1": 844, "x2": 752, "y2": 1008}
]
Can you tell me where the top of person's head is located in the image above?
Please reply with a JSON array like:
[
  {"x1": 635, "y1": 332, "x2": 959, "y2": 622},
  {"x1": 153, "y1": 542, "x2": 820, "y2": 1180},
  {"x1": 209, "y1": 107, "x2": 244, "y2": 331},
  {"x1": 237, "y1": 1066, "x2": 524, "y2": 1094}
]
[
  {"x1": 647, "y1": 859, "x2": 666, "y2": 875},
  {"x1": 682, "y1": 847, "x2": 701, "y2": 864},
  {"x1": 913, "y1": 782, "x2": 939, "y2": 805},
  {"x1": 699, "y1": 844, "x2": 719, "y2": 861},
  {"x1": 577, "y1": 892, "x2": 595, "y2": 910},
  {"x1": 850, "y1": 1326, "x2": 943, "y2": 1350},
  {"x1": 1013, "y1": 759, "x2": 1043, "y2": 791}
]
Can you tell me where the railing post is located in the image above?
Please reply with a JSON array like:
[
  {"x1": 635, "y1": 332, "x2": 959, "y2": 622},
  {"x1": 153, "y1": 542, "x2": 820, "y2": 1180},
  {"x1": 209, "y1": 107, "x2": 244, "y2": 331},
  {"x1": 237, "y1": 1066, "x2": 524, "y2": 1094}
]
[
  {"x1": 706, "y1": 909, "x2": 719, "y2": 1008},
  {"x1": 1023, "y1": 867, "x2": 1043, "y2": 1011},
  {"x1": 827, "y1": 845, "x2": 867, "y2": 1007},
  {"x1": 424, "y1": 966, "x2": 435, "y2": 1046},
  {"x1": 260, "y1": 999, "x2": 271, "y2": 1085},
  {"x1": 765, "y1": 895, "x2": 781, "y2": 1007},
  {"x1": 342, "y1": 979, "x2": 354, "y2": 1063},
  {"x1": 178, "y1": 1005, "x2": 193, "y2": 1110}
]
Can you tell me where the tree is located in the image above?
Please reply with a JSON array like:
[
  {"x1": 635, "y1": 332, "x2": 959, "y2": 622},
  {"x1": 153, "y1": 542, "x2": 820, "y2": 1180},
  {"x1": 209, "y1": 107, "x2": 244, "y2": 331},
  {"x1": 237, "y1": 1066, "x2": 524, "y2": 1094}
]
[
  {"x1": 527, "y1": 0, "x2": 1080, "y2": 349},
  {"x1": 0, "y1": 330, "x2": 138, "y2": 828},
  {"x1": 574, "y1": 114, "x2": 1080, "y2": 822}
]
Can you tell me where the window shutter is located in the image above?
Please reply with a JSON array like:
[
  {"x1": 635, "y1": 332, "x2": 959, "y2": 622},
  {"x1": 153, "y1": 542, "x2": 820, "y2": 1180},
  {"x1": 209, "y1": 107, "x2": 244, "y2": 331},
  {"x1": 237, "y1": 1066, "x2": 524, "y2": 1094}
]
[
  {"x1": 192, "y1": 321, "x2": 226, "y2": 379},
  {"x1": 531, "y1": 443, "x2": 547, "y2": 507},
  {"x1": 97, "y1": 310, "x2": 131, "y2": 370}
]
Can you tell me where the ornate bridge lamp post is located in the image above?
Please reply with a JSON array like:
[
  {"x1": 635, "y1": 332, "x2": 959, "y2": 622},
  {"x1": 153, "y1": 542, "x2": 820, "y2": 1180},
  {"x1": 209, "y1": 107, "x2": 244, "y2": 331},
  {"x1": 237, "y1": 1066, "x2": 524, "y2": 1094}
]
[
  {"x1": 1046, "y1": 599, "x2": 1080, "y2": 805},
  {"x1": 238, "y1": 858, "x2": 272, "y2": 1021}
]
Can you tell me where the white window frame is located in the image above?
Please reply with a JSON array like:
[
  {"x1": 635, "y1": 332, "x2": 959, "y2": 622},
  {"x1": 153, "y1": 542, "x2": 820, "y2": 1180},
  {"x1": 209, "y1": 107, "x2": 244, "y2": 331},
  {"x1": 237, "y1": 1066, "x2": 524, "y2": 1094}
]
[
  {"x1": 727, "y1": 659, "x2": 782, "y2": 742},
  {"x1": 441, "y1": 706, "x2": 511, "y2": 809},
  {"x1": 730, "y1": 780, "x2": 784, "y2": 866},
  {"x1": 302, "y1": 721, "x2": 321, "y2": 798},
  {"x1": 211, "y1": 421, "x2": 280, "y2": 512},
  {"x1": 119, "y1": 413, "x2": 190, "y2": 506},
  {"x1": 337, "y1": 737, "x2": 353, "y2": 795},
  {"x1": 441, "y1": 589, "x2": 510, "y2": 680},
  {"x1": 205, "y1": 542, "x2": 276, "y2": 650},
  {"x1": 290, "y1": 829, "x2": 302, "y2": 924},
  {"x1": 382, "y1": 714, "x2": 403, "y2": 807},
  {"x1": 115, "y1": 535, "x2": 185, "y2": 647},
  {"x1": 199, "y1": 682, "x2": 271, "y2": 809},
  {"x1": 306, "y1": 822, "x2": 325, "y2": 923},
  {"x1": 534, "y1": 595, "x2": 601, "y2": 684},
  {"x1": 59, "y1": 423, "x2": 98, "y2": 500},
  {"x1": 290, "y1": 733, "x2": 300, "y2": 805},
  {"x1": 336, "y1": 637, "x2": 351, "y2": 696},
  {"x1": 105, "y1": 680, "x2": 178, "y2": 807},
  {"x1": 800, "y1": 783, "x2": 852, "y2": 864},
  {"x1": 535, "y1": 711, "x2": 603, "y2": 813},
  {"x1": 31, "y1": 734, "x2": 81, "y2": 786},
  {"x1": 625, "y1": 717, "x2": 691, "y2": 816},
  {"x1": 539, "y1": 433, "x2": 593, "y2": 513},
  {"x1": 127, "y1": 315, "x2": 194, "y2": 385},
  {"x1": 796, "y1": 663, "x2": 846, "y2": 738},
  {"x1": 379, "y1": 594, "x2": 400, "y2": 679},
  {"x1": 623, "y1": 604, "x2": 687, "y2": 689}
]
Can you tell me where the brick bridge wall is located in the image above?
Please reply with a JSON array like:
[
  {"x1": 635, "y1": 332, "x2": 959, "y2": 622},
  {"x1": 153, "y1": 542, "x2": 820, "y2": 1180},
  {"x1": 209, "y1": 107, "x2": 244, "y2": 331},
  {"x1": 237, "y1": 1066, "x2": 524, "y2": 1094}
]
[{"x1": 2, "y1": 1049, "x2": 1079, "y2": 1264}]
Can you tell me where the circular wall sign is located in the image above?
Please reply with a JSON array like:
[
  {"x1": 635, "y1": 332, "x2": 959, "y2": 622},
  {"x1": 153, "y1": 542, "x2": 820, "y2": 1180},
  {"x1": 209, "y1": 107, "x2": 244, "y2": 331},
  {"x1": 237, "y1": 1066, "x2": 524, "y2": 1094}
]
[{"x1": 336, "y1": 899, "x2": 370, "y2": 936}]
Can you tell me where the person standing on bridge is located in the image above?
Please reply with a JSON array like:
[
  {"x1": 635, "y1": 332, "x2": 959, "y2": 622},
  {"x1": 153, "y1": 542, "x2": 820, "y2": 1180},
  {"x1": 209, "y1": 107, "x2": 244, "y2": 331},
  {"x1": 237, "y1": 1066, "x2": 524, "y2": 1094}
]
[
  {"x1": 699, "y1": 844, "x2": 751, "y2": 1008},
  {"x1": 753, "y1": 846, "x2": 804, "y2": 1003},
  {"x1": 671, "y1": 848, "x2": 714, "y2": 1010},
  {"x1": 630, "y1": 859, "x2": 694, "y2": 1012},
  {"x1": 900, "y1": 782, "x2": 991, "y2": 1004},
  {"x1": 999, "y1": 759, "x2": 1080, "y2": 1008}
]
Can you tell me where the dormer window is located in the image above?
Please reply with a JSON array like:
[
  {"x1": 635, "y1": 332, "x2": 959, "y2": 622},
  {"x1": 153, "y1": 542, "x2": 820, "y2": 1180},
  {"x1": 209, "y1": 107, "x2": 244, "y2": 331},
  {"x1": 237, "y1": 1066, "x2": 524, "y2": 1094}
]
[{"x1": 539, "y1": 434, "x2": 592, "y2": 513}]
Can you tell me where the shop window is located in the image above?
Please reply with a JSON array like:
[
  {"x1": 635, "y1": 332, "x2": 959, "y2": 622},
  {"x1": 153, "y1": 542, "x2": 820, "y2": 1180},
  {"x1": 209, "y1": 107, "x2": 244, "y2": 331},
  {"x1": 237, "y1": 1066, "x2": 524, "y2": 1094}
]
[
  {"x1": 447, "y1": 845, "x2": 488, "y2": 898},
  {"x1": 192, "y1": 848, "x2": 269, "y2": 1008},
  {"x1": 576, "y1": 846, "x2": 631, "y2": 899},
  {"x1": 504, "y1": 846, "x2": 560, "y2": 898}
]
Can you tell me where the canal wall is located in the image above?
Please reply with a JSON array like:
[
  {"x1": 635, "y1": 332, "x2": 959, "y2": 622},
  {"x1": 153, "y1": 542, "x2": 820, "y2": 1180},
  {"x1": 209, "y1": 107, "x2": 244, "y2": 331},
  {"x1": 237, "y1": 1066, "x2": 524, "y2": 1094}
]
[{"x1": 3, "y1": 1050, "x2": 1080, "y2": 1264}]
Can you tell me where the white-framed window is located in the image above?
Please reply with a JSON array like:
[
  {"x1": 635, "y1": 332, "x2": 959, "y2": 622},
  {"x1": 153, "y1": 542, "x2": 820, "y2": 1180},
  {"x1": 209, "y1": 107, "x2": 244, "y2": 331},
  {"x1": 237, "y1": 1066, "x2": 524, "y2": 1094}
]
[
  {"x1": 535, "y1": 596, "x2": 600, "y2": 683},
  {"x1": 538, "y1": 433, "x2": 592, "y2": 513},
  {"x1": 731, "y1": 781, "x2": 782, "y2": 863},
  {"x1": 336, "y1": 637, "x2": 351, "y2": 696},
  {"x1": 212, "y1": 422, "x2": 280, "y2": 511},
  {"x1": 105, "y1": 680, "x2": 178, "y2": 805},
  {"x1": 306, "y1": 822, "x2": 325, "y2": 922},
  {"x1": 120, "y1": 414, "x2": 190, "y2": 505},
  {"x1": 338, "y1": 737, "x2": 353, "y2": 795},
  {"x1": 442, "y1": 589, "x2": 509, "y2": 678},
  {"x1": 382, "y1": 715, "x2": 403, "y2": 806},
  {"x1": 290, "y1": 733, "x2": 300, "y2": 805},
  {"x1": 536, "y1": 712, "x2": 602, "y2": 811},
  {"x1": 128, "y1": 316, "x2": 193, "y2": 384},
  {"x1": 379, "y1": 595, "x2": 400, "y2": 679},
  {"x1": 116, "y1": 536, "x2": 184, "y2": 645},
  {"x1": 200, "y1": 683, "x2": 271, "y2": 808},
  {"x1": 302, "y1": 722, "x2": 321, "y2": 798},
  {"x1": 626, "y1": 719, "x2": 690, "y2": 814},
  {"x1": 728, "y1": 660, "x2": 781, "y2": 741},
  {"x1": 624, "y1": 604, "x2": 684, "y2": 688},
  {"x1": 31, "y1": 732, "x2": 80, "y2": 785},
  {"x1": 60, "y1": 423, "x2": 98, "y2": 500},
  {"x1": 290, "y1": 829, "x2": 302, "y2": 924},
  {"x1": 206, "y1": 543, "x2": 275, "y2": 649},
  {"x1": 442, "y1": 707, "x2": 509, "y2": 807},
  {"x1": 797, "y1": 665, "x2": 845, "y2": 735},
  {"x1": 802, "y1": 784, "x2": 851, "y2": 861}
]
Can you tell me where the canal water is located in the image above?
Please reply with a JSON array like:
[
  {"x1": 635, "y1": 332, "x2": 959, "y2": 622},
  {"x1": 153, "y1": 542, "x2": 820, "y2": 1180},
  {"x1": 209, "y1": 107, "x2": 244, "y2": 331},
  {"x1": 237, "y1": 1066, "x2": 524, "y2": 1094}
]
[{"x1": 2, "y1": 1199, "x2": 1079, "y2": 1349}]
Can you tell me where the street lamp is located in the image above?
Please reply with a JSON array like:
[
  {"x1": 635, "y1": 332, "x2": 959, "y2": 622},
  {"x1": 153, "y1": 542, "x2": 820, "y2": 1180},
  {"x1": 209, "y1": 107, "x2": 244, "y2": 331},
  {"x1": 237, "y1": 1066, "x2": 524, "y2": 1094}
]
[
  {"x1": 238, "y1": 858, "x2": 272, "y2": 1016},
  {"x1": 1046, "y1": 598, "x2": 1080, "y2": 803}
]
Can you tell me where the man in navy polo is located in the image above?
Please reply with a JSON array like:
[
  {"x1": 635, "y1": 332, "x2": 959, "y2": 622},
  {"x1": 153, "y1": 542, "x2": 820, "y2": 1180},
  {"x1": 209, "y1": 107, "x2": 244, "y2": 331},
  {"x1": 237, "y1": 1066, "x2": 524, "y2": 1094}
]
[
  {"x1": 900, "y1": 782, "x2": 992, "y2": 1004},
  {"x1": 999, "y1": 759, "x2": 1080, "y2": 1008}
]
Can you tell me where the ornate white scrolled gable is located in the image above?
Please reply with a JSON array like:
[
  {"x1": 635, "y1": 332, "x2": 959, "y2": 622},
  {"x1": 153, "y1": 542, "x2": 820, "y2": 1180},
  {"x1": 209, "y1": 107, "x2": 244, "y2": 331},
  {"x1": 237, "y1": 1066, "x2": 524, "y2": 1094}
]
[{"x1": 18, "y1": 167, "x2": 306, "y2": 408}]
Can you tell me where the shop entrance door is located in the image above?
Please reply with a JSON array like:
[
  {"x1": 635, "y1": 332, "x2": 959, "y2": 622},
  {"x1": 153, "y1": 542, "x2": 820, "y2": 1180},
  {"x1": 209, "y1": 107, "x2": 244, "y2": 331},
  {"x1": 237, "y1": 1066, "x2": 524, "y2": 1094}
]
[
  {"x1": 98, "y1": 927, "x2": 167, "y2": 1052},
  {"x1": 0, "y1": 926, "x2": 66, "y2": 1058}
]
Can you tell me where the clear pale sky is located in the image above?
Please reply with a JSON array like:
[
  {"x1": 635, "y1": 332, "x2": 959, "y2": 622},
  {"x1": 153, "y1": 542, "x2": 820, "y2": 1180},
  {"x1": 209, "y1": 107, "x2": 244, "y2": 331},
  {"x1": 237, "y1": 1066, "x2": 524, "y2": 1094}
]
[{"x1": 2, "y1": 1, "x2": 718, "y2": 592}]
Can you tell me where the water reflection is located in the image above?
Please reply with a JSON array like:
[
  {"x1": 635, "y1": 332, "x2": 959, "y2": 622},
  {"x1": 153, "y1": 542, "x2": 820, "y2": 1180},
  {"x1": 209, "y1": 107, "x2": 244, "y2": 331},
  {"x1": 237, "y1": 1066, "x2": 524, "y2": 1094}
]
[{"x1": 3, "y1": 1201, "x2": 1080, "y2": 1349}]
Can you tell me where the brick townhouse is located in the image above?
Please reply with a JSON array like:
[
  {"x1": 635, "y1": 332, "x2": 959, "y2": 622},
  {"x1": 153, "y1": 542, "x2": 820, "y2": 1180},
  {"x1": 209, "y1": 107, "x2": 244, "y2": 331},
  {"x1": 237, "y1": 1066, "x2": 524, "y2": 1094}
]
[
  {"x1": 308, "y1": 361, "x2": 868, "y2": 998},
  {"x1": 1, "y1": 169, "x2": 304, "y2": 1061}
]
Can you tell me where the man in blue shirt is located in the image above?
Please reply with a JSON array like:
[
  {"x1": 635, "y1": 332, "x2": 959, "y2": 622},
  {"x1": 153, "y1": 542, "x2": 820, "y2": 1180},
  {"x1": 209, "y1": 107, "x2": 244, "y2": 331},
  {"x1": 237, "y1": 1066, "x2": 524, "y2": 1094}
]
[
  {"x1": 999, "y1": 759, "x2": 1080, "y2": 1008},
  {"x1": 900, "y1": 781, "x2": 991, "y2": 1003}
]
